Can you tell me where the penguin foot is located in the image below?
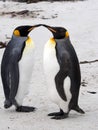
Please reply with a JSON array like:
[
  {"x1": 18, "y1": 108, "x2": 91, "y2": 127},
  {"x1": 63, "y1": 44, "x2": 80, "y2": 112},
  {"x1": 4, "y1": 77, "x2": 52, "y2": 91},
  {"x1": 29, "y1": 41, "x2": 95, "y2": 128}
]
[
  {"x1": 73, "y1": 106, "x2": 85, "y2": 114},
  {"x1": 51, "y1": 113, "x2": 68, "y2": 120},
  {"x1": 16, "y1": 106, "x2": 36, "y2": 112},
  {"x1": 48, "y1": 109, "x2": 64, "y2": 116},
  {"x1": 4, "y1": 100, "x2": 12, "y2": 109},
  {"x1": 48, "y1": 109, "x2": 68, "y2": 120}
]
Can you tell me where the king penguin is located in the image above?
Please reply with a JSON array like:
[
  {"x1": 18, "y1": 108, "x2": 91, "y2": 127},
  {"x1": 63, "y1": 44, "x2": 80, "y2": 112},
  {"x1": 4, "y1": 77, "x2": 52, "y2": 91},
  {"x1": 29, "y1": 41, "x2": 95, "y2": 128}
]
[
  {"x1": 42, "y1": 24, "x2": 85, "y2": 119},
  {"x1": 1, "y1": 25, "x2": 40, "y2": 112}
]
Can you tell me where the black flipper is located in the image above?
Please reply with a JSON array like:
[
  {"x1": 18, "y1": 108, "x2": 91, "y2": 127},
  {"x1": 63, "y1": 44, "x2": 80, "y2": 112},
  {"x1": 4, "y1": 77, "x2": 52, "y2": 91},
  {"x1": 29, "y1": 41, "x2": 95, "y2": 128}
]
[
  {"x1": 55, "y1": 52, "x2": 71, "y2": 101},
  {"x1": 55, "y1": 71, "x2": 67, "y2": 101}
]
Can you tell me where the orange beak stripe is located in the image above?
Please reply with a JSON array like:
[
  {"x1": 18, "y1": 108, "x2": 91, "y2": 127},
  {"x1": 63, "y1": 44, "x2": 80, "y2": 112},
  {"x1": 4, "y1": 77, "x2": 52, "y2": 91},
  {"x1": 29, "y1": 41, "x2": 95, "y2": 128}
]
[
  {"x1": 48, "y1": 27, "x2": 57, "y2": 33},
  {"x1": 28, "y1": 27, "x2": 35, "y2": 32}
]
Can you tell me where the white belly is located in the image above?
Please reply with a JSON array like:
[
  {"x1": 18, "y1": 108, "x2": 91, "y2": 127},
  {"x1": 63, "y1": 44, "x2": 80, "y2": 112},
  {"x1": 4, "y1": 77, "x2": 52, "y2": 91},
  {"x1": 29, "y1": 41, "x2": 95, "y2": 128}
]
[
  {"x1": 43, "y1": 39, "x2": 72, "y2": 113},
  {"x1": 15, "y1": 39, "x2": 34, "y2": 106}
]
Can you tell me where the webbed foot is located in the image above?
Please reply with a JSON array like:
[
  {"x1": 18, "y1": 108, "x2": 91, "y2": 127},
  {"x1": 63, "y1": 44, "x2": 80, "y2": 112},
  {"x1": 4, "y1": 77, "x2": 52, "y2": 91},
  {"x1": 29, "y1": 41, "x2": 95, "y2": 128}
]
[
  {"x1": 51, "y1": 113, "x2": 68, "y2": 120},
  {"x1": 48, "y1": 109, "x2": 64, "y2": 116},
  {"x1": 16, "y1": 106, "x2": 36, "y2": 112},
  {"x1": 48, "y1": 109, "x2": 68, "y2": 120}
]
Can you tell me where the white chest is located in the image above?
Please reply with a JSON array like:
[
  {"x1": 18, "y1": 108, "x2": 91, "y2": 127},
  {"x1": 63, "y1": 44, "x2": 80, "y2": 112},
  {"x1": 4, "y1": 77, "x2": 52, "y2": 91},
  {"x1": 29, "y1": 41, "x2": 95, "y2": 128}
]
[
  {"x1": 43, "y1": 38, "x2": 59, "y2": 81},
  {"x1": 15, "y1": 37, "x2": 35, "y2": 105},
  {"x1": 43, "y1": 39, "x2": 60, "y2": 103},
  {"x1": 43, "y1": 38, "x2": 72, "y2": 112}
]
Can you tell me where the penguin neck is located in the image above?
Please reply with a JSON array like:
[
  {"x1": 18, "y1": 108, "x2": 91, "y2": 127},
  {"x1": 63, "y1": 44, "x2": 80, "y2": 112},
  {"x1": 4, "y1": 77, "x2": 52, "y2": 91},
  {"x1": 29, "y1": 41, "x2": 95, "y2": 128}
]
[
  {"x1": 12, "y1": 35, "x2": 28, "y2": 41},
  {"x1": 55, "y1": 38, "x2": 68, "y2": 43},
  {"x1": 55, "y1": 37, "x2": 68, "y2": 42}
]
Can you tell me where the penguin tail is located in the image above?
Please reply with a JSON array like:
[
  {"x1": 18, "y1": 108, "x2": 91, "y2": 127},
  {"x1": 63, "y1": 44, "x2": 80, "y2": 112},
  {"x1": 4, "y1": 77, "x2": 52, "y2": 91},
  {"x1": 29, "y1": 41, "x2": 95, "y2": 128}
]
[
  {"x1": 4, "y1": 100, "x2": 12, "y2": 108},
  {"x1": 72, "y1": 105, "x2": 85, "y2": 114}
]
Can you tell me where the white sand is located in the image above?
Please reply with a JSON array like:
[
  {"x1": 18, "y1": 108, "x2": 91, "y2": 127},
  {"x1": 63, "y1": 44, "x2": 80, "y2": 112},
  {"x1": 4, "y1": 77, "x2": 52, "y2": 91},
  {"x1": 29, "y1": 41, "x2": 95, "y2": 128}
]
[{"x1": 0, "y1": 0, "x2": 98, "y2": 129}]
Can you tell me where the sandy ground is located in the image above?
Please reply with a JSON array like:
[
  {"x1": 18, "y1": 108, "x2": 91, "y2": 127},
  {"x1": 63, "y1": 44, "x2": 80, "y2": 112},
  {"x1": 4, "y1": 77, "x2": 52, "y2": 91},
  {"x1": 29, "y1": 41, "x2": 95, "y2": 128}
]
[{"x1": 0, "y1": 0, "x2": 98, "y2": 130}]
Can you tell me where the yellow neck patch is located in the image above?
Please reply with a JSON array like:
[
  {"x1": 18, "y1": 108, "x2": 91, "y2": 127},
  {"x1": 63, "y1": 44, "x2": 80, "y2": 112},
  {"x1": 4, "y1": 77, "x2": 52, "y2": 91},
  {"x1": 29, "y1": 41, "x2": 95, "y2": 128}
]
[
  {"x1": 26, "y1": 36, "x2": 32, "y2": 44},
  {"x1": 26, "y1": 36, "x2": 34, "y2": 47},
  {"x1": 13, "y1": 30, "x2": 20, "y2": 36},
  {"x1": 23, "y1": 36, "x2": 34, "y2": 54},
  {"x1": 50, "y1": 38, "x2": 56, "y2": 44},
  {"x1": 47, "y1": 38, "x2": 56, "y2": 48},
  {"x1": 65, "y1": 31, "x2": 69, "y2": 38}
]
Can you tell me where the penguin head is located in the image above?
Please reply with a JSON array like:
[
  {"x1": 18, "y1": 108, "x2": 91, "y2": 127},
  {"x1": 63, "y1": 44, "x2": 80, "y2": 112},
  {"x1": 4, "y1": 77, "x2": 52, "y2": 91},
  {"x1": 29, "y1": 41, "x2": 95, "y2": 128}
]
[
  {"x1": 13, "y1": 24, "x2": 41, "y2": 37},
  {"x1": 41, "y1": 24, "x2": 69, "y2": 39}
]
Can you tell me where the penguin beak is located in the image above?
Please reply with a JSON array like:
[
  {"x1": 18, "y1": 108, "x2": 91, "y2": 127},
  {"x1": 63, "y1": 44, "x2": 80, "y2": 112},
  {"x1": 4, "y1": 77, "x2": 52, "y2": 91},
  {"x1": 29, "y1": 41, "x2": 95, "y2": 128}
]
[
  {"x1": 41, "y1": 24, "x2": 57, "y2": 33},
  {"x1": 28, "y1": 24, "x2": 41, "y2": 32},
  {"x1": 48, "y1": 27, "x2": 57, "y2": 33}
]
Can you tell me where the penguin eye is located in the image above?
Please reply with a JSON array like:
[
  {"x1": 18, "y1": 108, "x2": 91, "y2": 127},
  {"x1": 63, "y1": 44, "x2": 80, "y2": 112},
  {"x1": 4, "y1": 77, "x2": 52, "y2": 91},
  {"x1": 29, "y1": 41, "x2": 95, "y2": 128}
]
[
  {"x1": 65, "y1": 31, "x2": 69, "y2": 38},
  {"x1": 13, "y1": 30, "x2": 20, "y2": 36}
]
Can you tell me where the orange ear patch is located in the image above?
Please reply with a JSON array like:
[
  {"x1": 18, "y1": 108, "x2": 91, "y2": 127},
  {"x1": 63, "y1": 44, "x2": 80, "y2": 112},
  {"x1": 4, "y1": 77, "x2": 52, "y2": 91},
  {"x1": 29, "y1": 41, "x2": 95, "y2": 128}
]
[
  {"x1": 65, "y1": 31, "x2": 69, "y2": 38},
  {"x1": 13, "y1": 30, "x2": 20, "y2": 36}
]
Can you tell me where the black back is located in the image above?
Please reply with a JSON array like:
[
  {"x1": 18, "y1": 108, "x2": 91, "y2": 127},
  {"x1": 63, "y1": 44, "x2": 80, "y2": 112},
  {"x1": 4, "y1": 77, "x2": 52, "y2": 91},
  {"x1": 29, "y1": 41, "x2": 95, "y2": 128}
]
[
  {"x1": 1, "y1": 35, "x2": 26, "y2": 106},
  {"x1": 55, "y1": 37, "x2": 81, "y2": 106}
]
